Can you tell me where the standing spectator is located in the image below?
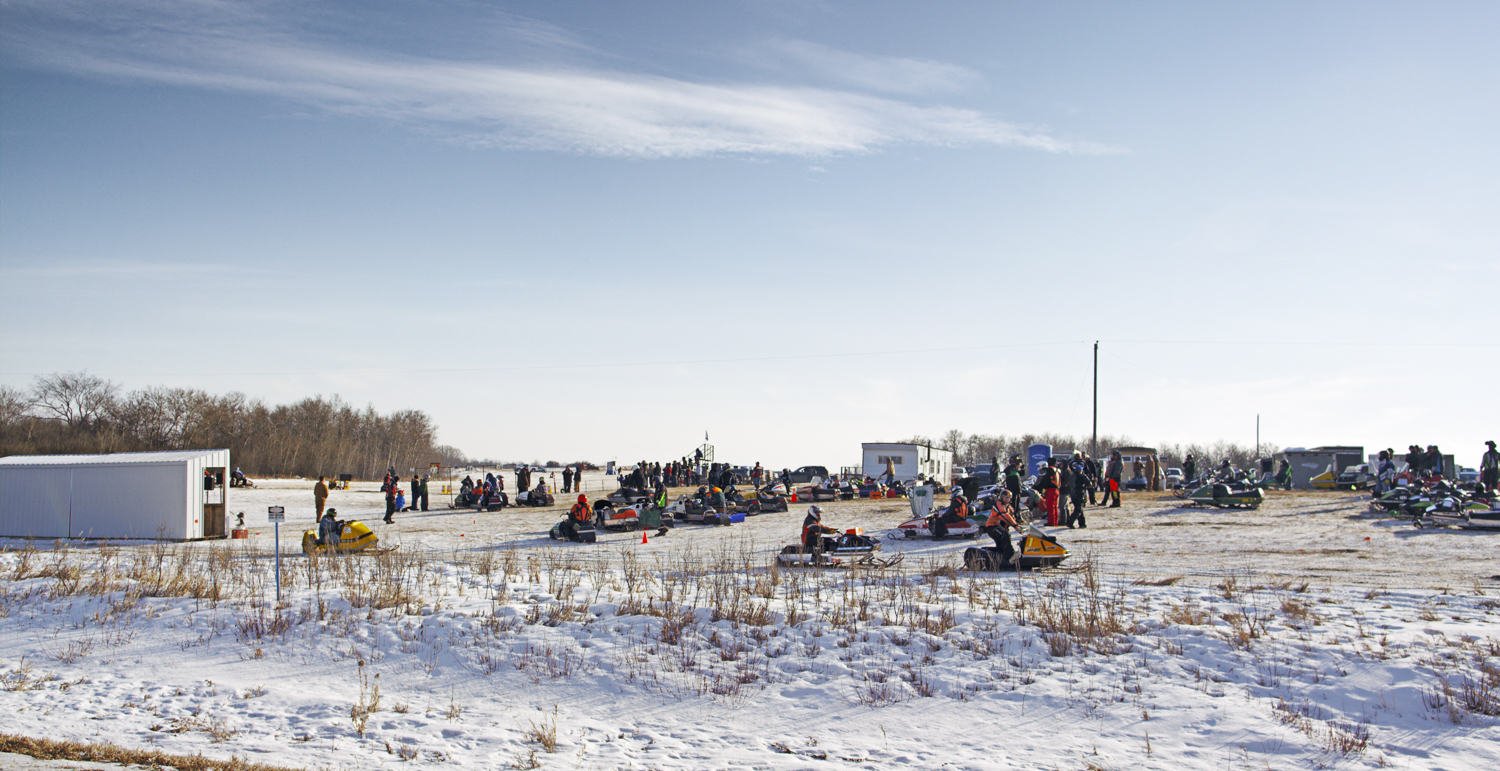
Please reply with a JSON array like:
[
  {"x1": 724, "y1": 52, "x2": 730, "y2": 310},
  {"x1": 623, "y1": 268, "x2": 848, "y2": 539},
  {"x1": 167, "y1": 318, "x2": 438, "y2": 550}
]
[
  {"x1": 1036, "y1": 458, "x2": 1061, "y2": 527},
  {"x1": 1132, "y1": 456, "x2": 1143, "y2": 483},
  {"x1": 1067, "y1": 452, "x2": 1088, "y2": 528},
  {"x1": 1150, "y1": 454, "x2": 1163, "y2": 491},
  {"x1": 409, "y1": 474, "x2": 421, "y2": 511},
  {"x1": 989, "y1": 455, "x2": 1000, "y2": 485},
  {"x1": 1083, "y1": 453, "x2": 1100, "y2": 504},
  {"x1": 1424, "y1": 445, "x2": 1444, "y2": 478},
  {"x1": 1481, "y1": 441, "x2": 1499, "y2": 491},
  {"x1": 1105, "y1": 451, "x2": 1123, "y2": 507},
  {"x1": 1004, "y1": 455, "x2": 1024, "y2": 515},
  {"x1": 1183, "y1": 454, "x2": 1197, "y2": 487},
  {"x1": 384, "y1": 484, "x2": 397, "y2": 523},
  {"x1": 1404, "y1": 445, "x2": 1423, "y2": 476},
  {"x1": 1374, "y1": 451, "x2": 1395, "y2": 498},
  {"x1": 751, "y1": 463, "x2": 764, "y2": 489},
  {"x1": 562, "y1": 466, "x2": 574, "y2": 494},
  {"x1": 314, "y1": 475, "x2": 329, "y2": 519},
  {"x1": 419, "y1": 474, "x2": 430, "y2": 511}
]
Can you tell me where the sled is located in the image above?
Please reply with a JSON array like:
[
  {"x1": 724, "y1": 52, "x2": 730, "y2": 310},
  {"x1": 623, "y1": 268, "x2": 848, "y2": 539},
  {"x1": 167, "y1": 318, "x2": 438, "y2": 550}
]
[
  {"x1": 776, "y1": 530, "x2": 903, "y2": 568},
  {"x1": 548, "y1": 520, "x2": 598, "y2": 543},
  {"x1": 1182, "y1": 483, "x2": 1265, "y2": 510},
  {"x1": 592, "y1": 500, "x2": 641, "y2": 531},
  {"x1": 301, "y1": 521, "x2": 381, "y2": 554},
  {"x1": 961, "y1": 525, "x2": 1069, "y2": 570},
  {"x1": 887, "y1": 514, "x2": 981, "y2": 540}
]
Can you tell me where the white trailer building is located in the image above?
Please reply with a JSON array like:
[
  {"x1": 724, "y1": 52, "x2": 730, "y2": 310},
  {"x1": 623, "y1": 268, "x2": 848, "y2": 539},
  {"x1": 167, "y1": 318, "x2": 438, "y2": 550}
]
[
  {"x1": 0, "y1": 449, "x2": 231, "y2": 540},
  {"x1": 861, "y1": 442, "x2": 952, "y2": 483}
]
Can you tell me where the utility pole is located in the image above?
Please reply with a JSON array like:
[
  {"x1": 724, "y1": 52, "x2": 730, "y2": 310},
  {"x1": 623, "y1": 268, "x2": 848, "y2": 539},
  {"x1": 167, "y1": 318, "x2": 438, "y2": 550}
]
[
  {"x1": 1256, "y1": 415, "x2": 1260, "y2": 460},
  {"x1": 1091, "y1": 341, "x2": 1099, "y2": 460}
]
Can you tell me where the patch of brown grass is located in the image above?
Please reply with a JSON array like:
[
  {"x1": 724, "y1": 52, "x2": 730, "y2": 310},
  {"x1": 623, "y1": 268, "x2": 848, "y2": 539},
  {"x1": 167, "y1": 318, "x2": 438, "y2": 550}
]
[{"x1": 0, "y1": 732, "x2": 304, "y2": 771}]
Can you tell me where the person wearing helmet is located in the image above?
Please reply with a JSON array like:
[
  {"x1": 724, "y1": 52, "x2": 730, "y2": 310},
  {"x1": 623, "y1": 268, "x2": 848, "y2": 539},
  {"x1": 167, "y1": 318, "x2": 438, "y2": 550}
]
[
  {"x1": 709, "y1": 486, "x2": 728, "y2": 520},
  {"x1": 984, "y1": 493, "x2": 1019, "y2": 564},
  {"x1": 317, "y1": 507, "x2": 342, "y2": 546},
  {"x1": 932, "y1": 492, "x2": 968, "y2": 540},
  {"x1": 1183, "y1": 454, "x2": 1197, "y2": 488},
  {"x1": 560, "y1": 494, "x2": 591, "y2": 542},
  {"x1": 1216, "y1": 459, "x2": 1235, "y2": 482},
  {"x1": 802, "y1": 505, "x2": 837, "y2": 554}
]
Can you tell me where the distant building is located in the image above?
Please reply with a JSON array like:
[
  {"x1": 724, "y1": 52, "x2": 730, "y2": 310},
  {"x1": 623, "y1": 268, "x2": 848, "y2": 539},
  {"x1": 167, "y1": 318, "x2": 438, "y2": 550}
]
[
  {"x1": 861, "y1": 443, "x2": 952, "y2": 483},
  {"x1": 1110, "y1": 446, "x2": 1158, "y2": 476},
  {"x1": 1280, "y1": 446, "x2": 1365, "y2": 490},
  {"x1": 0, "y1": 449, "x2": 231, "y2": 540}
]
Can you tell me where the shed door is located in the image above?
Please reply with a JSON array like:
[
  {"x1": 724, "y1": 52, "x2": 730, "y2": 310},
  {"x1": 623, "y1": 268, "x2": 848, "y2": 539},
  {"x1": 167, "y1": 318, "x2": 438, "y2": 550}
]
[
  {"x1": 0, "y1": 468, "x2": 72, "y2": 539},
  {"x1": 71, "y1": 465, "x2": 185, "y2": 539}
]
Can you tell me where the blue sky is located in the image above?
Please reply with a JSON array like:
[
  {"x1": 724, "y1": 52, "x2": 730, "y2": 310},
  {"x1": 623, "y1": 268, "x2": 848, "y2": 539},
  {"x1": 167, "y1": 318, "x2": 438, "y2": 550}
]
[{"x1": 2, "y1": 1, "x2": 1496, "y2": 468}]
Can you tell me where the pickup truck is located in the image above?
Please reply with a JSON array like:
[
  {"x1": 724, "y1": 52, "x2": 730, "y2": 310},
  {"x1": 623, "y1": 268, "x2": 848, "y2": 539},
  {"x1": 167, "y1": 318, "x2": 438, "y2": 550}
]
[{"x1": 785, "y1": 466, "x2": 830, "y2": 484}]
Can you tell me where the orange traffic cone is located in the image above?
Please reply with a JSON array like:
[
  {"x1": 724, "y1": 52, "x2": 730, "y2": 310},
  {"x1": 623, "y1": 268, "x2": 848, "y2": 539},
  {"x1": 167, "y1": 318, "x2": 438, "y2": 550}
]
[
  {"x1": 791, "y1": 492, "x2": 798, "y2": 503},
  {"x1": 641, "y1": 531, "x2": 649, "y2": 544}
]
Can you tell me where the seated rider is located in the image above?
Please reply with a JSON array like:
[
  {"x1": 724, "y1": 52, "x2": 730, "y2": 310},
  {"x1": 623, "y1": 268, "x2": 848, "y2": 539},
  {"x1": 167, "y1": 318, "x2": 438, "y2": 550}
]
[
  {"x1": 984, "y1": 493, "x2": 1020, "y2": 565},
  {"x1": 561, "y1": 494, "x2": 591, "y2": 541},
  {"x1": 317, "y1": 508, "x2": 342, "y2": 546},
  {"x1": 710, "y1": 486, "x2": 727, "y2": 513},
  {"x1": 932, "y1": 493, "x2": 968, "y2": 541},
  {"x1": 801, "y1": 505, "x2": 838, "y2": 552},
  {"x1": 1215, "y1": 459, "x2": 1236, "y2": 482}
]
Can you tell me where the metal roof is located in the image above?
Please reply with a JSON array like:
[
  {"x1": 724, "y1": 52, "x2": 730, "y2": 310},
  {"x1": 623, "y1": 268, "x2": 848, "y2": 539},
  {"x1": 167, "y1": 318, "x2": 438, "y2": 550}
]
[{"x1": 0, "y1": 449, "x2": 230, "y2": 467}]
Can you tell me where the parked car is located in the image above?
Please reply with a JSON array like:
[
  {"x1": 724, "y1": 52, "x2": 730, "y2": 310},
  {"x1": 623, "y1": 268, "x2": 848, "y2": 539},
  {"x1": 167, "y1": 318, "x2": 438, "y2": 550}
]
[
  {"x1": 1458, "y1": 466, "x2": 1479, "y2": 488},
  {"x1": 967, "y1": 463, "x2": 996, "y2": 480},
  {"x1": 1165, "y1": 467, "x2": 1183, "y2": 488},
  {"x1": 785, "y1": 466, "x2": 830, "y2": 484}
]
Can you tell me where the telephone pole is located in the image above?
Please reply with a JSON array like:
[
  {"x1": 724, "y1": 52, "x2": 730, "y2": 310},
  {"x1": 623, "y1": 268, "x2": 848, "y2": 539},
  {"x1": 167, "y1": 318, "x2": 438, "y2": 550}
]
[{"x1": 1091, "y1": 341, "x2": 1099, "y2": 459}]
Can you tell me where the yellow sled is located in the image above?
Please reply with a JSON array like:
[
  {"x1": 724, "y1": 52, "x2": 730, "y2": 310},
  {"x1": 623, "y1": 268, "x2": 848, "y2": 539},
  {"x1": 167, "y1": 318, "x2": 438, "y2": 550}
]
[
  {"x1": 1309, "y1": 465, "x2": 1337, "y2": 490},
  {"x1": 301, "y1": 521, "x2": 380, "y2": 554}
]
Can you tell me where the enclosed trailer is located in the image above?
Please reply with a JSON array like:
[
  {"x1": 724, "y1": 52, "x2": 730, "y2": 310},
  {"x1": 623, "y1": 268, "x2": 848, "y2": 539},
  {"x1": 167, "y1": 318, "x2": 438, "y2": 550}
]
[
  {"x1": 0, "y1": 449, "x2": 231, "y2": 540},
  {"x1": 861, "y1": 443, "x2": 952, "y2": 483},
  {"x1": 1280, "y1": 446, "x2": 1365, "y2": 490}
]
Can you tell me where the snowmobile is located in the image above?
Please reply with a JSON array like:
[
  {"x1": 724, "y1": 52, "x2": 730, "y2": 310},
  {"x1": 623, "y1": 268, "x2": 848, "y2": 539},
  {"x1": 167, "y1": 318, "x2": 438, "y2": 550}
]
[
  {"x1": 887, "y1": 512, "x2": 981, "y2": 540},
  {"x1": 776, "y1": 529, "x2": 903, "y2": 568},
  {"x1": 452, "y1": 489, "x2": 508, "y2": 511},
  {"x1": 962, "y1": 525, "x2": 1070, "y2": 570},
  {"x1": 301, "y1": 520, "x2": 381, "y2": 554},
  {"x1": 515, "y1": 488, "x2": 556, "y2": 507},
  {"x1": 606, "y1": 486, "x2": 653, "y2": 506},
  {"x1": 591, "y1": 500, "x2": 641, "y2": 531},
  {"x1": 548, "y1": 517, "x2": 598, "y2": 543},
  {"x1": 1182, "y1": 482, "x2": 1265, "y2": 510},
  {"x1": 798, "y1": 485, "x2": 840, "y2": 503},
  {"x1": 747, "y1": 489, "x2": 789, "y2": 513},
  {"x1": 1309, "y1": 465, "x2": 1339, "y2": 490},
  {"x1": 1413, "y1": 497, "x2": 1500, "y2": 530},
  {"x1": 663, "y1": 494, "x2": 732, "y2": 525},
  {"x1": 1334, "y1": 464, "x2": 1375, "y2": 491}
]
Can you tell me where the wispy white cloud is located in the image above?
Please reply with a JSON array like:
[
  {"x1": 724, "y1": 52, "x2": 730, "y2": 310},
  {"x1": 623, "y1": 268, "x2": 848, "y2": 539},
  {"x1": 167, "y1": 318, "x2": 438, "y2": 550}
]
[
  {"x1": 1, "y1": 1, "x2": 1117, "y2": 158},
  {"x1": 755, "y1": 39, "x2": 980, "y2": 96}
]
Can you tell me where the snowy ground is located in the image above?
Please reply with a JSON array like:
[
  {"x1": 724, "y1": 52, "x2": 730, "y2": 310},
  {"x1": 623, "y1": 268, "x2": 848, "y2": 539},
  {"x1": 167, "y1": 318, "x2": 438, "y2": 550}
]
[{"x1": 1, "y1": 481, "x2": 1496, "y2": 770}]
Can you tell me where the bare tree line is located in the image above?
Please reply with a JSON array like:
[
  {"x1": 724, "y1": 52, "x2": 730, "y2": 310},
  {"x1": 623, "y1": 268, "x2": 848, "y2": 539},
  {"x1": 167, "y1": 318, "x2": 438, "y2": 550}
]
[
  {"x1": 0, "y1": 372, "x2": 466, "y2": 480},
  {"x1": 903, "y1": 430, "x2": 1279, "y2": 471}
]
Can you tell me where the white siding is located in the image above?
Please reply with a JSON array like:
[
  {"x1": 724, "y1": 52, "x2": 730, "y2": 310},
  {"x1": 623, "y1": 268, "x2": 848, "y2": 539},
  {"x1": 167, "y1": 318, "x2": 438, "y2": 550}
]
[{"x1": 0, "y1": 467, "x2": 72, "y2": 538}]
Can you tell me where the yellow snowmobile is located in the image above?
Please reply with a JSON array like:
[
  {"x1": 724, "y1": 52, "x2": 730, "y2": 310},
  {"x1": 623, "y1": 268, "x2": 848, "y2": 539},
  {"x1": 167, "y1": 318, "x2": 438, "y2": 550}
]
[
  {"x1": 963, "y1": 524, "x2": 1070, "y2": 570},
  {"x1": 301, "y1": 519, "x2": 380, "y2": 554}
]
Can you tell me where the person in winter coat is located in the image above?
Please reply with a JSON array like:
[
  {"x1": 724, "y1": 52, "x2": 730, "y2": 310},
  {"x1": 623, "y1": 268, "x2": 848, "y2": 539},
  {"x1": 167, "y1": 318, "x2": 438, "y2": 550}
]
[
  {"x1": 984, "y1": 494, "x2": 1019, "y2": 564},
  {"x1": 1004, "y1": 455, "x2": 1024, "y2": 514},
  {"x1": 384, "y1": 485, "x2": 397, "y2": 523},
  {"x1": 780, "y1": 469, "x2": 793, "y2": 491},
  {"x1": 1067, "y1": 454, "x2": 1088, "y2": 528},
  {"x1": 710, "y1": 487, "x2": 728, "y2": 518},
  {"x1": 408, "y1": 475, "x2": 420, "y2": 511},
  {"x1": 419, "y1": 475, "x2": 430, "y2": 511},
  {"x1": 932, "y1": 494, "x2": 969, "y2": 540},
  {"x1": 1183, "y1": 455, "x2": 1197, "y2": 487},
  {"x1": 317, "y1": 508, "x2": 342, "y2": 546},
  {"x1": 1036, "y1": 460, "x2": 1061, "y2": 526},
  {"x1": 802, "y1": 505, "x2": 838, "y2": 553},
  {"x1": 561, "y1": 495, "x2": 591, "y2": 542},
  {"x1": 1084, "y1": 454, "x2": 1100, "y2": 504},
  {"x1": 1104, "y1": 451, "x2": 1123, "y2": 507},
  {"x1": 314, "y1": 476, "x2": 329, "y2": 518},
  {"x1": 1482, "y1": 441, "x2": 1500, "y2": 491},
  {"x1": 562, "y1": 466, "x2": 574, "y2": 493}
]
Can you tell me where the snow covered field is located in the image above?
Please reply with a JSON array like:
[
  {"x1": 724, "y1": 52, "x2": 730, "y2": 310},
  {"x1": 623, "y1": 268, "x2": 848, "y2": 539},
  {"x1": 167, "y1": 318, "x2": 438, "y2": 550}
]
[{"x1": 1, "y1": 482, "x2": 1496, "y2": 770}]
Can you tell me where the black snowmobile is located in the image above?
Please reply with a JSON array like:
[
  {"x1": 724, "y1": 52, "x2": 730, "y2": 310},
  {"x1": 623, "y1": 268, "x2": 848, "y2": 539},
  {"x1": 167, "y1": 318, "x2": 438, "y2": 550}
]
[
  {"x1": 606, "y1": 486, "x2": 653, "y2": 506},
  {"x1": 453, "y1": 489, "x2": 508, "y2": 511},
  {"x1": 776, "y1": 529, "x2": 903, "y2": 568},
  {"x1": 548, "y1": 517, "x2": 598, "y2": 543}
]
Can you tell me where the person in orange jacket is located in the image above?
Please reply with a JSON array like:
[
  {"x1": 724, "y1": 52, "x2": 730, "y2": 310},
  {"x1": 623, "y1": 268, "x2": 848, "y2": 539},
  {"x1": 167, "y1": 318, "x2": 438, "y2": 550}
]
[
  {"x1": 561, "y1": 494, "x2": 592, "y2": 541},
  {"x1": 984, "y1": 492, "x2": 1020, "y2": 564}
]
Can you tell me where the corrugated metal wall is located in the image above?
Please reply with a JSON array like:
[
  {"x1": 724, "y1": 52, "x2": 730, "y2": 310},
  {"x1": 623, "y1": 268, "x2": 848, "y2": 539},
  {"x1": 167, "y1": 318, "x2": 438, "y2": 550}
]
[
  {"x1": 0, "y1": 467, "x2": 72, "y2": 538},
  {"x1": 70, "y1": 465, "x2": 186, "y2": 539}
]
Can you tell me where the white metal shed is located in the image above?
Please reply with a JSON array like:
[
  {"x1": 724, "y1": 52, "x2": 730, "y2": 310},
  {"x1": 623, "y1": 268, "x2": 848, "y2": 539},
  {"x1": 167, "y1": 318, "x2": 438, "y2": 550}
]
[
  {"x1": 861, "y1": 442, "x2": 952, "y2": 483},
  {"x1": 0, "y1": 449, "x2": 231, "y2": 540}
]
